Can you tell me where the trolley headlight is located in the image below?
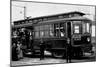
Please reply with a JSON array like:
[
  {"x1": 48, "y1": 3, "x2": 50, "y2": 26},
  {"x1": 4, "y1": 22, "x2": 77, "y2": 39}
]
[{"x1": 87, "y1": 37, "x2": 90, "y2": 42}]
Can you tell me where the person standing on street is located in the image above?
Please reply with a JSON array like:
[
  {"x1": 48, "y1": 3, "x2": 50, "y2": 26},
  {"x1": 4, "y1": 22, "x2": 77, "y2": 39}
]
[
  {"x1": 65, "y1": 38, "x2": 72, "y2": 63},
  {"x1": 40, "y1": 39, "x2": 45, "y2": 60},
  {"x1": 12, "y1": 30, "x2": 19, "y2": 61},
  {"x1": 17, "y1": 41, "x2": 23, "y2": 59},
  {"x1": 65, "y1": 22, "x2": 72, "y2": 63},
  {"x1": 12, "y1": 43, "x2": 18, "y2": 61}
]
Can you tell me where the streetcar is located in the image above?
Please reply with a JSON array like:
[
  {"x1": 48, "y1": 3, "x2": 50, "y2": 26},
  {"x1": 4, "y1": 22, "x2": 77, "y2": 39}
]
[
  {"x1": 12, "y1": 11, "x2": 92, "y2": 57},
  {"x1": 33, "y1": 16, "x2": 92, "y2": 58}
]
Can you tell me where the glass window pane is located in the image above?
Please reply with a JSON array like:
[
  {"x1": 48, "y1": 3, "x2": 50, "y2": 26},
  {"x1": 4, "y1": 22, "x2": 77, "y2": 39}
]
[
  {"x1": 50, "y1": 24, "x2": 53, "y2": 30},
  {"x1": 49, "y1": 24, "x2": 54, "y2": 37},
  {"x1": 40, "y1": 31, "x2": 44, "y2": 37},
  {"x1": 86, "y1": 23, "x2": 90, "y2": 33},
  {"x1": 45, "y1": 31, "x2": 49, "y2": 37},
  {"x1": 50, "y1": 30, "x2": 54, "y2": 37},
  {"x1": 35, "y1": 31, "x2": 39, "y2": 38},
  {"x1": 60, "y1": 29, "x2": 65, "y2": 37},
  {"x1": 34, "y1": 26, "x2": 40, "y2": 31},
  {"x1": 83, "y1": 23, "x2": 86, "y2": 33},
  {"x1": 60, "y1": 23, "x2": 65, "y2": 37},
  {"x1": 60, "y1": 32, "x2": 65, "y2": 37},
  {"x1": 55, "y1": 24, "x2": 59, "y2": 29},
  {"x1": 54, "y1": 23, "x2": 59, "y2": 37},
  {"x1": 74, "y1": 25, "x2": 79, "y2": 33},
  {"x1": 39, "y1": 26, "x2": 44, "y2": 31},
  {"x1": 54, "y1": 30, "x2": 59, "y2": 37},
  {"x1": 44, "y1": 25, "x2": 49, "y2": 30}
]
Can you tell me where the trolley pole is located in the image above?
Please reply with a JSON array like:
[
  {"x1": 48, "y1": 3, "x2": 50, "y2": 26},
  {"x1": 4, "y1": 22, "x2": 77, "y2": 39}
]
[
  {"x1": 12, "y1": 5, "x2": 26, "y2": 20},
  {"x1": 24, "y1": 6, "x2": 26, "y2": 20}
]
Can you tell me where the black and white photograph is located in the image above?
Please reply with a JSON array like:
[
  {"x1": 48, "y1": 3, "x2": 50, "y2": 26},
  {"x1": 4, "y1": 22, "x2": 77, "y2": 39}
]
[{"x1": 11, "y1": 0, "x2": 96, "y2": 66}]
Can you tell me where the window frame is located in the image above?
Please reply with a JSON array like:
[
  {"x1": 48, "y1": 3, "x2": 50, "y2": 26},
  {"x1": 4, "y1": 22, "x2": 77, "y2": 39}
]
[
  {"x1": 73, "y1": 21, "x2": 82, "y2": 34},
  {"x1": 82, "y1": 22, "x2": 90, "y2": 34}
]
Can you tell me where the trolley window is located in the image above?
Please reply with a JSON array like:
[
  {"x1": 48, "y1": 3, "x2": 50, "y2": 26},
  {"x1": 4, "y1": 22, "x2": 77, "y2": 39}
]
[
  {"x1": 35, "y1": 31, "x2": 39, "y2": 38},
  {"x1": 86, "y1": 23, "x2": 90, "y2": 33},
  {"x1": 34, "y1": 24, "x2": 54, "y2": 38},
  {"x1": 83, "y1": 22, "x2": 90, "y2": 33},
  {"x1": 74, "y1": 25, "x2": 80, "y2": 33},
  {"x1": 40, "y1": 31, "x2": 44, "y2": 37},
  {"x1": 59, "y1": 23, "x2": 65, "y2": 37},
  {"x1": 34, "y1": 23, "x2": 65, "y2": 38},
  {"x1": 44, "y1": 31, "x2": 49, "y2": 37},
  {"x1": 54, "y1": 24, "x2": 59, "y2": 37},
  {"x1": 49, "y1": 24, "x2": 54, "y2": 37},
  {"x1": 73, "y1": 21, "x2": 82, "y2": 34},
  {"x1": 54, "y1": 23, "x2": 65, "y2": 37}
]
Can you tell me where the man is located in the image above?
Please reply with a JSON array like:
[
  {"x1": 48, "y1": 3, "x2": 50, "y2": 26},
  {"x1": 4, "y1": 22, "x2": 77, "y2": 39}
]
[
  {"x1": 17, "y1": 41, "x2": 23, "y2": 59},
  {"x1": 18, "y1": 28, "x2": 25, "y2": 45},
  {"x1": 65, "y1": 38, "x2": 72, "y2": 63},
  {"x1": 12, "y1": 43, "x2": 18, "y2": 61},
  {"x1": 40, "y1": 39, "x2": 45, "y2": 60}
]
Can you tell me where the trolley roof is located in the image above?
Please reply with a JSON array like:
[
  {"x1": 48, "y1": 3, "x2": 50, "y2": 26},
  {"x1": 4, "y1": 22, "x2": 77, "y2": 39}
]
[
  {"x1": 12, "y1": 23, "x2": 33, "y2": 28},
  {"x1": 13, "y1": 11, "x2": 85, "y2": 23},
  {"x1": 34, "y1": 16, "x2": 92, "y2": 25},
  {"x1": 29, "y1": 11, "x2": 85, "y2": 20}
]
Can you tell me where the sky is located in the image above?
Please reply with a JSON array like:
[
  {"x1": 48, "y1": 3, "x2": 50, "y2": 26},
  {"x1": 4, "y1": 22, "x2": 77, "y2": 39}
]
[{"x1": 11, "y1": 1, "x2": 95, "y2": 22}]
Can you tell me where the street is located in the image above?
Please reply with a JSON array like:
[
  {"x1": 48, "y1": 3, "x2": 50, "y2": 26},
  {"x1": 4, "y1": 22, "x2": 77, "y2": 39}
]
[{"x1": 11, "y1": 54, "x2": 95, "y2": 67}]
